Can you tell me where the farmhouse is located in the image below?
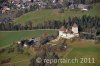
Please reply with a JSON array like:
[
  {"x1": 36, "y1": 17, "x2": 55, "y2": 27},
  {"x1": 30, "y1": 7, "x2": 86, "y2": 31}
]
[
  {"x1": 78, "y1": 4, "x2": 91, "y2": 11},
  {"x1": 59, "y1": 23, "x2": 79, "y2": 39}
]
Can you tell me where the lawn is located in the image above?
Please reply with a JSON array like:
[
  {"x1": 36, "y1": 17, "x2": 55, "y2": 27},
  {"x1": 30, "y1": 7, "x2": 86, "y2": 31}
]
[
  {"x1": 13, "y1": 3, "x2": 100, "y2": 25},
  {"x1": 0, "y1": 29, "x2": 57, "y2": 48}
]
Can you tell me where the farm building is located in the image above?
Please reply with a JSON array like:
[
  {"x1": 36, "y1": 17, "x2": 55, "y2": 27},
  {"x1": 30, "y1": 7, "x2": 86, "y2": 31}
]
[{"x1": 78, "y1": 4, "x2": 91, "y2": 11}]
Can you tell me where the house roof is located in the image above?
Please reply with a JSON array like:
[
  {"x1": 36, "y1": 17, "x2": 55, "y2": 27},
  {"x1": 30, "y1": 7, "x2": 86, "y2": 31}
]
[
  {"x1": 59, "y1": 26, "x2": 66, "y2": 31},
  {"x1": 59, "y1": 23, "x2": 78, "y2": 33},
  {"x1": 59, "y1": 26, "x2": 69, "y2": 33}
]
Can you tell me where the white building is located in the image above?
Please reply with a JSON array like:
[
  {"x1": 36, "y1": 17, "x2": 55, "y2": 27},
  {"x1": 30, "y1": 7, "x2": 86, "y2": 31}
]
[
  {"x1": 72, "y1": 23, "x2": 79, "y2": 37},
  {"x1": 59, "y1": 23, "x2": 79, "y2": 39},
  {"x1": 78, "y1": 4, "x2": 89, "y2": 11}
]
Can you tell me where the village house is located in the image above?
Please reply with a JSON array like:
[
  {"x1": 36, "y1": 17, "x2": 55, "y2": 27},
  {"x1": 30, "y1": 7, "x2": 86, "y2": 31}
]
[
  {"x1": 78, "y1": 4, "x2": 91, "y2": 11},
  {"x1": 59, "y1": 23, "x2": 79, "y2": 39},
  {"x1": 2, "y1": 6, "x2": 10, "y2": 14}
]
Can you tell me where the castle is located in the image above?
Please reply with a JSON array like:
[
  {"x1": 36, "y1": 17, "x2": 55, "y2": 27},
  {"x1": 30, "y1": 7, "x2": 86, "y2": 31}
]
[{"x1": 59, "y1": 23, "x2": 79, "y2": 39}]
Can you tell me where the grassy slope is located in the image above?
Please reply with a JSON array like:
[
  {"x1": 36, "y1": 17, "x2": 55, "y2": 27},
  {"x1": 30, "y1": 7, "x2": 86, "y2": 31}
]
[
  {"x1": 0, "y1": 30, "x2": 57, "y2": 66},
  {"x1": 57, "y1": 40, "x2": 100, "y2": 66},
  {"x1": 14, "y1": 3, "x2": 100, "y2": 25},
  {"x1": 0, "y1": 40, "x2": 100, "y2": 66},
  {"x1": 58, "y1": 47, "x2": 100, "y2": 66},
  {"x1": 0, "y1": 52, "x2": 30, "y2": 66},
  {"x1": 0, "y1": 30, "x2": 57, "y2": 47}
]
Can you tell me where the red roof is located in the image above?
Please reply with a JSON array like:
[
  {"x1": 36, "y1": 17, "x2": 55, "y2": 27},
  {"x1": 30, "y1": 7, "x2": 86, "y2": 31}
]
[{"x1": 59, "y1": 26, "x2": 68, "y2": 32}]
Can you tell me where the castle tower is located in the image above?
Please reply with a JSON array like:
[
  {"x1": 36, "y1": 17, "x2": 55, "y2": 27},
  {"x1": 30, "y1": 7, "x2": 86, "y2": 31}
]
[{"x1": 72, "y1": 23, "x2": 78, "y2": 34}]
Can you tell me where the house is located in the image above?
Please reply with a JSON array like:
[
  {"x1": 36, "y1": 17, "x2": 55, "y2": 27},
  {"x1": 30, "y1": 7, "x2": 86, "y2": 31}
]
[
  {"x1": 59, "y1": 23, "x2": 79, "y2": 39},
  {"x1": 78, "y1": 4, "x2": 90, "y2": 11},
  {"x1": 13, "y1": 0, "x2": 32, "y2": 3},
  {"x1": 1, "y1": 6, "x2": 10, "y2": 14}
]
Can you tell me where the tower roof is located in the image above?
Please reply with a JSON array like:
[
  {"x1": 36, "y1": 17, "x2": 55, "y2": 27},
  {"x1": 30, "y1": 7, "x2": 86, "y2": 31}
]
[{"x1": 73, "y1": 23, "x2": 78, "y2": 27}]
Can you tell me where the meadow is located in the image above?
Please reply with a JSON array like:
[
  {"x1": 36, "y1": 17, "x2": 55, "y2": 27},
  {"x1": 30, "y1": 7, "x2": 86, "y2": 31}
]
[
  {"x1": 13, "y1": 3, "x2": 100, "y2": 25},
  {"x1": 57, "y1": 40, "x2": 100, "y2": 66},
  {"x1": 0, "y1": 29, "x2": 57, "y2": 47},
  {"x1": 0, "y1": 37, "x2": 100, "y2": 66},
  {"x1": 0, "y1": 30, "x2": 57, "y2": 66}
]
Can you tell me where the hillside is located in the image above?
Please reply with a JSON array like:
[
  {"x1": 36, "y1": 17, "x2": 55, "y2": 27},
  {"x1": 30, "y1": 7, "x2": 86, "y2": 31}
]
[
  {"x1": 56, "y1": 39, "x2": 100, "y2": 66},
  {"x1": 13, "y1": 3, "x2": 100, "y2": 25},
  {"x1": 0, "y1": 37, "x2": 100, "y2": 66},
  {"x1": 0, "y1": 29, "x2": 57, "y2": 47}
]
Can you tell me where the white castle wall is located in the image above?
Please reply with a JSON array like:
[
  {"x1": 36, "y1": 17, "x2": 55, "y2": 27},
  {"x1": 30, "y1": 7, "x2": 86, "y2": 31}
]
[{"x1": 72, "y1": 27, "x2": 78, "y2": 34}]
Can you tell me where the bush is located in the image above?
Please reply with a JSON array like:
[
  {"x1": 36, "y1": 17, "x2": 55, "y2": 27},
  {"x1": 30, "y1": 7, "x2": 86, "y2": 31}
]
[
  {"x1": 0, "y1": 48, "x2": 6, "y2": 53},
  {"x1": 0, "y1": 58, "x2": 11, "y2": 64},
  {"x1": 58, "y1": 8, "x2": 64, "y2": 13}
]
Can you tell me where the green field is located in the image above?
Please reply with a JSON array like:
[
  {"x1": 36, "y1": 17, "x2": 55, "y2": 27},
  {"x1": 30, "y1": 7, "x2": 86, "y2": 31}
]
[
  {"x1": 0, "y1": 51, "x2": 30, "y2": 66},
  {"x1": 58, "y1": 47, "x2": 100, "y2": 66},
  {"x1": 14, "y1": 3, "x2": 100, "y2": 25},
  {"x1": 0, "y1": 30, "x2": 100, "y2": 66},
  {"x1": 0, "y1": 30, "x2": 57, "y2": 66},
  {"x1": 57, "y1": 40, "x2": 100, "y2": 66},
  {"x1": 0, "y1": 30, "x2": 57, "y2": 47}
]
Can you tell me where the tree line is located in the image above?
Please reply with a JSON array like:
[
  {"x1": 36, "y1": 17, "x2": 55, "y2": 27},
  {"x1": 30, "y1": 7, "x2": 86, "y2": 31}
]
[{"x1": 0, "y1": 15, "x2": 99, "y2": 34}]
